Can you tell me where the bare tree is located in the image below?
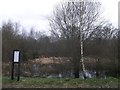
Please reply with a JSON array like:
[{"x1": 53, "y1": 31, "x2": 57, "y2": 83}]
[{"x1": 49, "y1": 0, "x2": 101, "y2": 78}]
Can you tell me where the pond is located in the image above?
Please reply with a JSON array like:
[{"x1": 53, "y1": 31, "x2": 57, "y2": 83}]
[
  {"x1": 31, "y1": 64, "x2": 106, "y2": 78},
  {"x1": 46, "y1": 70, "x2": 106, "y2": 79}
]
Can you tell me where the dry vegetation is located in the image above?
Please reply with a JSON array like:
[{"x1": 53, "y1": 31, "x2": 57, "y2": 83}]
[
  {"x1": 2, "y1": 57, "x2": 115, "y2": 77},
  {"x1": 2, "y1": 57, "x2": 72, "y2": 77},
  {"x1": 29, "y1": 57, "x2": 70, "y2": 64}
]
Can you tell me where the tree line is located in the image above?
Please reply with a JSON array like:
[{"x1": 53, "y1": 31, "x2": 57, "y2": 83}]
[{"x1": 1, "y1": 20, "x2": 119, "y2": 76}]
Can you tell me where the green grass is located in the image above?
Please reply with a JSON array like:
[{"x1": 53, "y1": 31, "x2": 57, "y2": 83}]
[{"x1": 2, "y1": 76, "x2": 119, "y2": 88}]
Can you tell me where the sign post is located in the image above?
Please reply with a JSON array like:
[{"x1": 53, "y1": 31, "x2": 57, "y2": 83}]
[{"x1": 11, "y1": 49, "x2": 20, "y2": 81}]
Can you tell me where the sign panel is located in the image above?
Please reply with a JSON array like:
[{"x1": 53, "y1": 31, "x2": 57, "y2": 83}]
[{"x1": 13, "y1": 51, "x2": 20, "y2": 62}]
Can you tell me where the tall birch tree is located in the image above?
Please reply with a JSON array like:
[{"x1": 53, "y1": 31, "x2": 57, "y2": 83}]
[{"x1": 49, "y1": 0, "x2": 101, "y2": 78}]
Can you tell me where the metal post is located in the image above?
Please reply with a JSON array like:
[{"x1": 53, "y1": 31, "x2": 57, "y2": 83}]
[
  {"x1": 11, "y1": 62, "x2": 14, "y2": 80},
  {"x1": 17, "y1": 62, "x2": 20, "y2": 81}
]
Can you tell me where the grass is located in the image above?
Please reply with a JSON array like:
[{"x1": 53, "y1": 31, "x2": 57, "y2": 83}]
[{"x1": 2, "y1": 76, "x2": 119, "y2": 88}]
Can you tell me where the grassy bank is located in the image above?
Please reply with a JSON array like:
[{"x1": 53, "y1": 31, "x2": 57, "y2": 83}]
[{"x1": 2, "y1": 76, "x2": 119, "y2": 88}]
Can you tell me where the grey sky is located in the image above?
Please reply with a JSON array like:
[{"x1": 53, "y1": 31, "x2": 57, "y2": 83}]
[{"x1": 0, "y1": 0, "x2": 119, "y2": 34}]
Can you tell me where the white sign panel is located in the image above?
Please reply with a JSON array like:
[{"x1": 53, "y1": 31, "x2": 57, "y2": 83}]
[{"x1": 14, "y1": 51, "x2": 19, "y2": 62}]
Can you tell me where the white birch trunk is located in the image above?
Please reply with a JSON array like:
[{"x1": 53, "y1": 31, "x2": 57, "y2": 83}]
[{"x1": 80, "y1": 30, "x2": 86, "y2": 78}]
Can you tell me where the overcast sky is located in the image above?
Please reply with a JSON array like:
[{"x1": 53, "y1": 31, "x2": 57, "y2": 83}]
[{"x1": 0, "y1": 0, "x2": 119, "y2": 34}]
